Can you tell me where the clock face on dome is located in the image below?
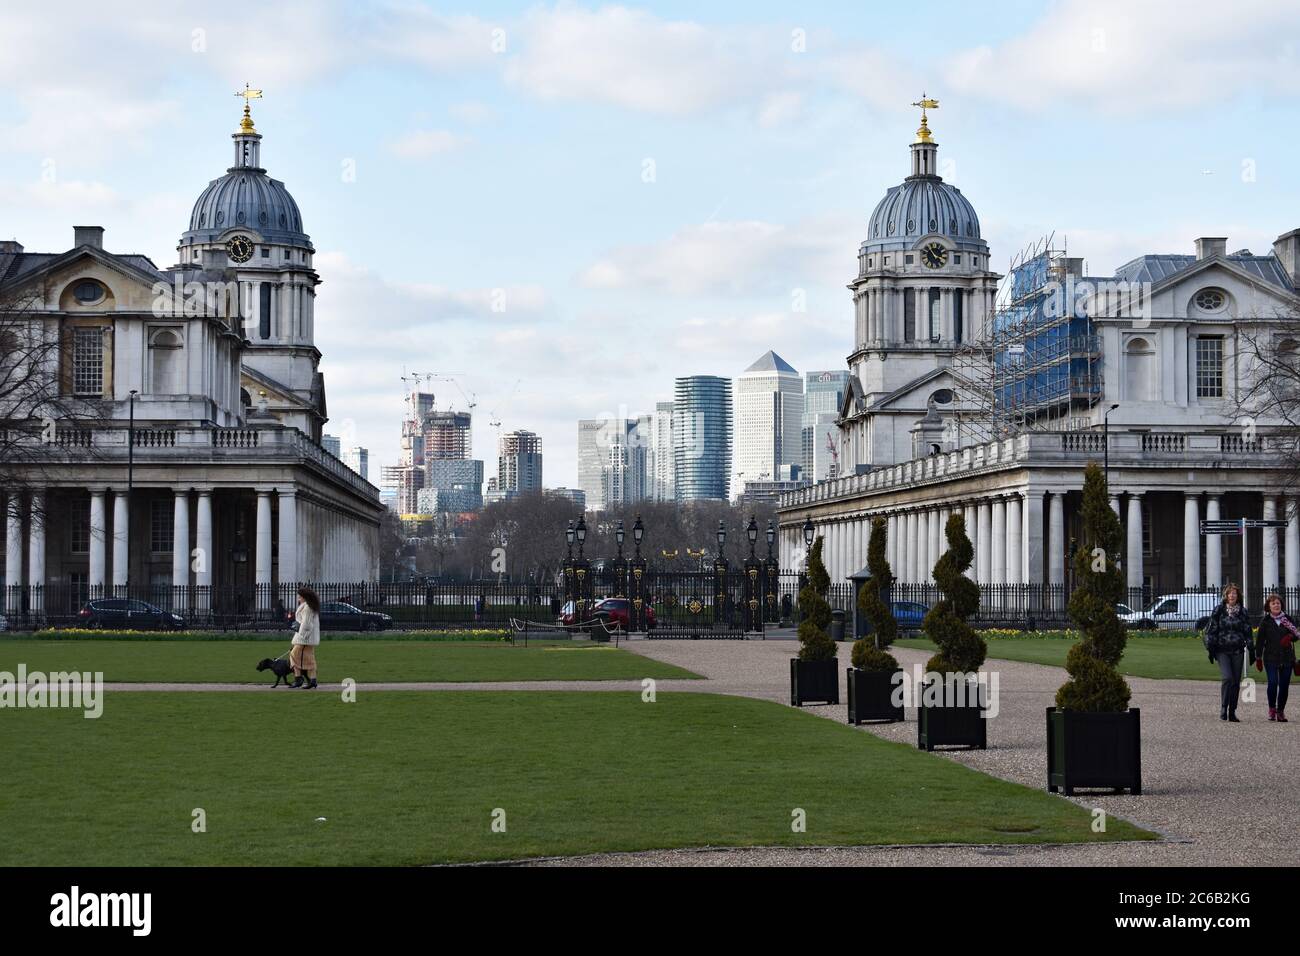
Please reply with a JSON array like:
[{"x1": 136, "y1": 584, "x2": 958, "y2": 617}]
[
  {"x1": 226, "y1": 235, "x2": 255, "y2": 263},
  {"x1": 921, "y1": 242, "x2": 948, "y2": 269}
]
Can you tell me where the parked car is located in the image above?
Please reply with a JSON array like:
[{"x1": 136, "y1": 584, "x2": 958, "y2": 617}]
[
  {"x1": 859, "y1": 600, "x2": 929, "y2": 636},
  {"x1": 1118, "y1": 592, "x2": 1218, "y2": 630},
  {"x1": 77, "y1": 599, "x2": 185, "y2": 630},
  {"x1": 285, "y1": 601, "x2": 393, "y2": 632},
  {"x1": 558, "y1": 597, "x2": 656, "y2": 631}
]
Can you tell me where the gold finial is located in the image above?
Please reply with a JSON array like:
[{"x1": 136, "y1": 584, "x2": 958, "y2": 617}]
[
  {"x1": 911, "y1": 93, "x2": 939, "y2": 144},
  {"x1": 235, "y1": 83, "x2": 263, "y2": 134}
]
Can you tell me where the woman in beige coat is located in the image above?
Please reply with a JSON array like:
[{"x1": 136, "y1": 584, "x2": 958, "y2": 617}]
[{"x1": 290, "y1": 586, "x2": 321, "y2": 689}]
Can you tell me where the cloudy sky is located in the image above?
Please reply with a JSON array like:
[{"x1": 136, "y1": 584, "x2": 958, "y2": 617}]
[{"x1": 3, "y1": 0, "x2": 1298, "y2": 486}]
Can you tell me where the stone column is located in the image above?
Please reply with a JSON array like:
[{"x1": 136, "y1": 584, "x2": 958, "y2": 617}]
[
  {"x1": 196, "y1": 491, "x2": 213, "y2": 611},
  {"x1": 885, "y1": 514, "x2": 897, "y2": 572},
  {"x1": 976, "y1": 500, "x2": 992, "y2": 584},
  {"x1": 927, "y1": 508, "x2": 941, "y2": 583},
  {"x1": 1286, "y1": 498, "x2": 1300, "y2": 591},
  {"x1": 907, "y1": 511, "x2": 920, "y2": 584},
  {"x1": 991, "y1": 498, "x2": 1007, "y2": 585},
  {"x1": 1205, "y1": 494, "x2": 1223, "y2": 588},
  {"x1": 172, "y1": 489, "x2": 191, "y2": 608},
  {"x1": 28, "y1": 490, "x2": 45, "y2": 612},
  {"x1": 1109, "y1": 494, "x2": 1120, "y2": 518},
  {"x1": 963, "y1": 503, "x2": 977, "y2": 580},
  {"x1": 1024, "y1": 492, "x2": 1045, "y2": 585},
  {"x1": 1048, "y1": 493, "x2": 1065, "y2": 587},
  {"x1": 1183, "y1": 493, "x2": 1201, "y2": 590},
  {"x1": 1263, "y1": 496, "x2": 1280, "y2": 590},
  {"x1": 1006, "y1": 494, "x2": 1023, "y2": 586},
  {"x1": 89, "y1": 490, "x2": 107, "y2": 592},
  {"x1": 112, "y1": 490, "x2": 129, "y2": 592},
  {"x1": 255, "y1": 490, "x2": 273, "y2": 606},
  {"x1": 1126, "y1": 494, "x2": 1144, "y2": 593}
]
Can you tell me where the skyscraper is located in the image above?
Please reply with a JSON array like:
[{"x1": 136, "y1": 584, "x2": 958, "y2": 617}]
[
  {"x1": 577, "y1": 417, "x2": 647, "y2": 511},
  {"x1": 673, "y1": 375, "x2": 732, "y2": 501},
  {"x1": 321, "y1": 434, "x2": 341, "y2": 457},
  {"x1": 731, "y1": 351, "x2": 803, "y2": 501},
  {"x1": 423, "y1": 410, "x2": 472, "y2": 460},
  {"x1": 498, "y1": 429, "x2": 543, "y2": 495},
  {"x1": 650, "y1": 401, "x2": 675, "y2": 501},
  {"x1": 802, "y1": 370, "x2": 850, "y2": 479},
  {"x1": 343, "y1": 446, "x2": 369, "y2": 481}
]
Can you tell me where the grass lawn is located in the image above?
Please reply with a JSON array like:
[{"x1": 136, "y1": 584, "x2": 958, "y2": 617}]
[
  {"x1": 898, "y1": 632, "x2": 1219, "y2": 681},
  {"x1": 0, "y1": 640, "x2": 700, "y2": 683},
  {"x1": 0, "y1": 692, "x2": 1153, "y2": 865}
]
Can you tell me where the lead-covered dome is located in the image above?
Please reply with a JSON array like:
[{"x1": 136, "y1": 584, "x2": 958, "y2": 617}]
[
  {"x1": 867, "y1": 177, "x2": 980, "y2": 245},
  {"x1": 186, "y1": 172, "x2": 305, "y2": 242}
]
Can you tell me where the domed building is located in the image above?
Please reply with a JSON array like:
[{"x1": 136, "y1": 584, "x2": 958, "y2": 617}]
[
  {"x1": 0, "y1": 95, "x2": 381, "y2": 621},
  {"x1": 177, "y1": 95, "x2": 325, "y2": 439},
  {"x1": 839, "y1": 102, "x2": 1000, "y2": 470}
]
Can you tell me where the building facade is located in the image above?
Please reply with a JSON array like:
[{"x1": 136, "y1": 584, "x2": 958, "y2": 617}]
[
  {"x1": 777, "y1": 109, "x2": 1300, "y2": 606},
  {"x1": 802, "y1": 370, "x2": 850, "y2": 479},
  {"x1": 497, "y1": 429, "x2": 542, "y2": 495},
  {"x1": 673, "y1": 375, "x2": 732, "y2": 502},
  {"x1": 731, "y1": 350, "x2": 804, "y2": 501},
  {"x1": 0, "y1": 101, "x2": 383, "y2": 616}
]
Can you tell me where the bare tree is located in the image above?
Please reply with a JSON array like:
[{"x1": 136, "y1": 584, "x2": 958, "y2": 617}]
[{"x1": 1233, "y1": 315, "x2": 1300, "y2": 495}]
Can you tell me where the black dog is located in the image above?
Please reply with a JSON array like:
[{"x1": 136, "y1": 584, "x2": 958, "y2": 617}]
[{"x1": 256, "y1": 657, "x2": 294, "y2": 688}]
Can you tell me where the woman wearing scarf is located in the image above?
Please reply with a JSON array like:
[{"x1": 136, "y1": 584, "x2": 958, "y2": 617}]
[
  {"x1": 1204, "y1": 584, "x2": 1254, "y2": 722},
  {"x1": 1255, "y1": 594, "x2": 1298, "y2": 722}
]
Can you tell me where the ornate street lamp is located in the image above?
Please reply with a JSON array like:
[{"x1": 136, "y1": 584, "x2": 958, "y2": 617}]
[
  {"x1": 573, "y1": 515, "x2": 590, "y2": 622},
  {"x1": 716, "y1": 520, "x2": 727, "y2": 552},
  {"x1": 613, "y1": 519, "x2": 628, "y2": 598},
  {"x1": 714, "y1": 521, "x2": 729, "y2": 630},
  {"x1": 565, "y1": 520, "x2": 575, "y2": 559},
  {"x1": 629, "y1": 513, "x2": 647, "y2": 632},
  {"x1": 766, "y1": 519, "x2": 776, "y2": 558},
  {"x1": 742, "y1": 516, "x2": 762, "y2": 634},
  {"x1": 575, "y1": 515, "x2": 587, "y2": 558},
  {"x1": 615, "y1": 519, "x2": 625, "y2": 558},
  {"x1": 746, "y1": 515, "x2": 758, "y2": 559},
  {"x1": 764, "y1": 519, "x2": 779, "y2": 624},
  {"x1": 802, "y1": 515, "x2": 815, "y2": 549}
]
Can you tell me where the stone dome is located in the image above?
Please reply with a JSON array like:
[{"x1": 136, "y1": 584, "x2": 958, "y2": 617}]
[
  {"x1": 183, "y1": 170, "x2": 307, "y2": 245},
  {"x1": 867, "y1": 177, "x2": 981, "y2": 246}
]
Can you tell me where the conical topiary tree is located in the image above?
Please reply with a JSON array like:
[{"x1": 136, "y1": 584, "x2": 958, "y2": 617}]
[
  {"x1": 923, "y1": 513, "x2": 986, "y2": 674},
  {"x1": 852, "y1": 517, "x2": 898, "y2": 671},
  {"x1": 1057, "y1": 462, "x2": 1131, "y2": 712},
  {"x1": 798, "y1": 535, "x2": 837, "y2": 662}
]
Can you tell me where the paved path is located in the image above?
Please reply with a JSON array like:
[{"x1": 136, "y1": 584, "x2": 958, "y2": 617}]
[{"x1": 92, "y1": 639, "x2": 1297, "y2": 866}]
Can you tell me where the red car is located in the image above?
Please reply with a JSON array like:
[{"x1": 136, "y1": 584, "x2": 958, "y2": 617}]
[{"x1": 558, "y1": 598, "x2": 656, "y2": 631}]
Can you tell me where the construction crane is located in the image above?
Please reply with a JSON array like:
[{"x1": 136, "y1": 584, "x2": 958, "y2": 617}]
[
  {"x1": 487, "y1": 378, "x2": 522, "y2": 433},
  {"x1": 825, "y1": 429, "x2": 840, "y2": 479}
]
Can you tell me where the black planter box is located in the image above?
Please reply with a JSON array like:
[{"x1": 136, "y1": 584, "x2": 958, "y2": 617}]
[
  {"x1": 917, "y1": 678, "x2": 987, "y2": 750},
  {"x1": 1046, "y1": 707, "x2": 1142, "y2": 795},
  {"x1": 790, "y1": 658, "x2": 839, "y2": 707},
  {"x1": 847, "y1": 667, "x2": 904, "y2": 724}
]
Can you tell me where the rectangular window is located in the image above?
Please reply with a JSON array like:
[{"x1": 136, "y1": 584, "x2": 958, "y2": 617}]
[
  {"x1": 70, "y1": 506, "x2": 90, "y2": 554},
  {"x1": 1196, "y1": 336, "x2": 1224, "y2": 398},
  {"x1": 72, "y1": 328, "x2": 104, "y2": 396},
  {"x1": 954, "y1": 290, "x2": 964, "y2": 343},
  {"x1": 905, "y1": 254, "x2": 914, "y2": 265},
  {"x1": 1142, "y1": 508, "x2": 1153, "y2": 558},
  {"x1": 904, "y1": 289, "x2": 916, "y2": 342},
  {"x1": 151, "y1": 499, "x2": 174, "y2": 554},
  {"x1": 928, "y1": 289, "x2": 941, "y2": 342},
  {"x1": 259, "y1": 283, "x2": 272, "y2": 339},
  {"x1": 953, "y1": 253, "x2": 962, "y2": 264}
]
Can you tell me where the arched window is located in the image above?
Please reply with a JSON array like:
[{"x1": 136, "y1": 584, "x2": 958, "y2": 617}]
[
  {"x1": 149, "y1": 328, "x2": 184, "y2": 394},
  {"x1": 1124, "y1": 337, "x2": 1156, "y2": 401}
]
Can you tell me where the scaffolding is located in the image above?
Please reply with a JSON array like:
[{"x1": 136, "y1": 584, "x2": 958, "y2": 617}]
[{"x1": 950, "y1": 234, "x2": 1103, "y2": 441}]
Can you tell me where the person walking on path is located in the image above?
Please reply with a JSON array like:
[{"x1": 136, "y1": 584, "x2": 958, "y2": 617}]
[
  {"x1": 1255, "y1": 593, "x2": 1297, "y2": 722},
  {"x1": 1205, "y1": 584, "x2": 1254, "y2": 722},
  {"x1": 290, "y1": 586, "x2": 321, "y2": 690}
]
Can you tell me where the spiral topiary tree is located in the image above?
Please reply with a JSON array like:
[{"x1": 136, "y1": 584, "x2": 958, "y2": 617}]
[
  {"x1": 798, "y1": 535, "x2": 837, "y2": 662},
  {"x1": 852, "y1": 517, "x2": 898, "y2": 671},
  {"x1": 923, "y1": 513, "x2": 986, "y2": 674},
  {"x1": 1057, "y1": 462, "x2": 1132, "y2": 712}
]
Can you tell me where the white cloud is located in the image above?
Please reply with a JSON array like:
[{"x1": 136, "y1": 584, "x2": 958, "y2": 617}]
[
  {"x1": 947, "y1": 0, "x2": 1300, "y2": 112},
  {"x1": 580, "y1": 217, "x2": 856, "y2": 296},
  {"x1": 388, "y1": 129, "x2": 472, "y2": 159}
]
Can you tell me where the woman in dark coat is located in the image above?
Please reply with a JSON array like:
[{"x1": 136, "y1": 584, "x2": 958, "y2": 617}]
[
  {"x1": 1204, "y1": 584, "x2": 1254, "y2": 722},
  {"x1": 1254, "y1": 593, "x2": 1298, "y2": 722}
]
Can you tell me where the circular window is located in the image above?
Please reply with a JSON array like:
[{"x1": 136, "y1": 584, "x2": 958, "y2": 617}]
[
  {"x1": 907, "y1": 219, "x2": 915, "y2": 232},
  {"x1": 929, "y1": 218, "x2": 937, "y2": 231},
  {"x1": 236, "y1": 211, "x2": 246, "y2": 223},
  {"x1": 931, "y1": 388, "x2": 954, "y2": 405},
  {"x1": 1195, "y1": 288, "x2": 1226, "y2": 311},
  {"x1": 887, "y1": 220, "x2": 895, "y2": 234},
  {"x1": 258, "y1": 211, "x2": 268, "y2": 225},
  {"x1": 215, "y1": 211, "x2": 225, "y2": 225},
  {"x1": 73, "y1": 280, "x2": 104, "y2": 304},
  {"x1": 279, "y1": 213, "x2": 287, "y2": 228}
]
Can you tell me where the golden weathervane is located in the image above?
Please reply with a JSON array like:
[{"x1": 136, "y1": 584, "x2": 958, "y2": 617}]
[
  {"x1": 235, "y1": 83, "x2": 263, "y2": 133},
  {"x1": 911, "y1": 93, "x2": 939, "y2": 144}
]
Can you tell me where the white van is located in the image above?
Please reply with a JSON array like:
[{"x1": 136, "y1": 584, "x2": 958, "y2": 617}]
[{"x1": 1118, "y1": 592, "x2": 1219, "y2": 630}]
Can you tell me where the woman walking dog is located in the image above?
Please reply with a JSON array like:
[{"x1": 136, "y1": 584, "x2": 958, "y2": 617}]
[
  {"x1": 290, "y1": 586, "x2": 321, "y2": 690},
  {"x1": 1255, "y1": 594, "x2": 1297, "y2": 722},
  {"x1": 1204, "y1": 584, "x2": 1254, "y2": 722}
]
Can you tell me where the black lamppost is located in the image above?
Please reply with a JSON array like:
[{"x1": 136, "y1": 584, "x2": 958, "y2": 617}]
[
  {"x1": 613, "y1": 519, "x2": 627, "y2": 598},
  {"x1": 1104, "y1": 402, "x2": 1120, "y2": 492},
  {"x1": 743, "y1": 516, "x2": 762, "y2": 633},
  {"x1": 714, "y1": 521, "x2": 729, "y2": 628},
  {"x1": 629, "y1": 514, "x2": 647, "y2": 632},
  {"x1": 573, "y1": 515, "x2": 591, "y2": 623},
  {"x1": 562, "y1": 520, "x2": 576, "y2": 609},
  {"x1": 800, "y1": 515, "x2": 815, "y2": 593},
  {"x1": 764, "y1": 519, "x2": 779, "y2": 624},
  {"x1": 125, "y1": 389, "x2": 138, "y2": 593}
]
